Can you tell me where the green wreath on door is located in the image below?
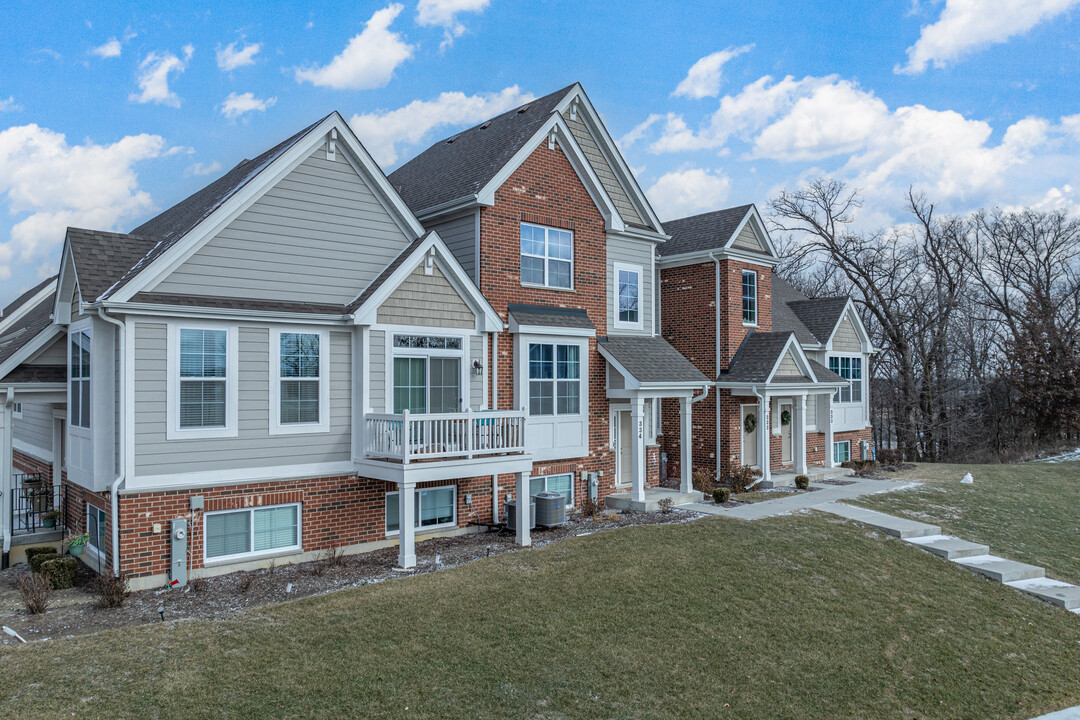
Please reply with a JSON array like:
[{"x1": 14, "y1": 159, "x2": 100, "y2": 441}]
[{"x1": 743, "y1": 413, "x2": 757, "y2": 434}]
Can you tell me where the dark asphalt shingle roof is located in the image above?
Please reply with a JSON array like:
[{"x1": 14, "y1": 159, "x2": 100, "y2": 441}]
[
  {"x1": 788, "y1": 295, "x2": 850, "y2": 345},
  {"x1": 1, "y1": 364, "x2": 66, "y2": 384},
  {"x1": 658, "y1": 205, "x2": 755, "y2": 257},
  {"x1": 598, "y1": 335, "x2": 708, "y2": 384},
  {"x1": 508, "y1": 303, "x2": 594, "y2": 330},
  {"x1": 388, "y1": 85, "x2": 575, "y2": 214},
  {"x1": 808, "y1": 359, "x2": 846, "y2": 385},
  {"x1": 67, "y1": 229, "x2": 160, "y2": 303},
  {"x1": 0, "y1": 290, "x2": 57, "y2": 369},
  {"x1": 770, "y1": 275, "x2": 819, "y2": 345},
  {"x1": 1, "y1": 276, "x2": 54, "y2": 321},
  {"x1": 720, "y1": 331, "x2": 793, "y2": 383}
]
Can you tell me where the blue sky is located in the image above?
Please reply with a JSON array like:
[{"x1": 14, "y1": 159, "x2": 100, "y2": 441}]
[{"x1": 1, "y1": 0, "x2": 1079, "y2": 305}]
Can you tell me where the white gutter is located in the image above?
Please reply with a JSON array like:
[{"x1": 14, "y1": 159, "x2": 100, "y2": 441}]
[
  {"x1": 97, "y1": 308, "x2": 125, "y2": 577},
  {"x1": 1, "y1": 387, "x2": 13, "y2": 565}
]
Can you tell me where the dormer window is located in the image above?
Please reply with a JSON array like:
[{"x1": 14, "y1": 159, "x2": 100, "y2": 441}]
[{"x1": 742, "y1": 270, "x2": 757, "y2": 325}]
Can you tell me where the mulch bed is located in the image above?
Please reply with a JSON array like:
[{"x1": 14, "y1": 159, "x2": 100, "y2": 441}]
[{"x1": 0, "y1": 507, "x2": 701, "y2": 645}]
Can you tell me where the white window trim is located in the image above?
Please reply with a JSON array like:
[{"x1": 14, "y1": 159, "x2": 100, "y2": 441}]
[
  {"x1": 742, "y1": 269, "x2": 758, "y2": 327},
  {"x1": 68, "y1": 319, "x2": 92, "y2": 433},
  {"x1": 385, "y1": 329, "x2": 469, "y2": 414},
  {"x1": 269, "y1": 327, "x2": 331, "y2": 436},
  {"x1": 520, "y1": 221, "x2": 575, "y2": 291},
  {"x1": 530, "y1": 472, "x2": 575, "y2": 507},
  {"x1": 613, "y1": 261, "x2": 644, "y2": 330},
  {"x1": 12, "y1": 402, "x2": 22, "y2": 419},
  {"x1": 828, "y1": 354, "x2": 864, "y2": 406},
  {"x1": 513, "y1": 332, "x2": 590, "y2": 460},
  {"x1": 524, "y1": 340, "x2": 585, "y2": 418},
  {"x1": 166, "y1": 322, "x2": 239, "y2": 440},
  {"x1": 385, "y1": 486, "x2": 458, "y2": 536},
  {"x1": 203, "y1": 502, "x2": 303, "y2": 565},
  {"x1": 833, "y1": 440, "x2": 851, "y2": 465},
  {"x1": 87, "y1": 503, "x2": 106, "y2": 551}
]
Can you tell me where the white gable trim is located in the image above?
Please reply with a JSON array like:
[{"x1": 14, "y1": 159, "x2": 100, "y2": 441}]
[
  {"x1": 554, "y1": 85, "x2": 665, "y2": 234},
  {"x1": 351, "y1": 231, "x2": 503, "y2": 332},
  {"x1": 765, "y1": 334, "x2": 817, "y2": 383},
  {"x1": 53, "y1": 239, "x2": 79, "y2": 325},
  {"x1": 825, "y1": 301, "x2": 874, "y2": 353},
  {"x1": 474, "y1": 114, "x2": 626, "y2": 233},
  {"x1": 0, "y1": 324, "x2": 64, "y2": 382},
  {"x1": 725, "y1": 206, "x2": 777, "y2": 258},
  {"x1": 110, "y1": 113, "x2": 426, "y2": 304}
]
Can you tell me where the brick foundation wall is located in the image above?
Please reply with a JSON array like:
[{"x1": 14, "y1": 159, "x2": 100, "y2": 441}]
[
  {"x1": 63, "y1": 481, "x2": 113, "y2": 566},
  {"x1": 13, "y1": 448, "x2": 52, "y2": 480},
  {"x1": 834, "y1": 428, "x2": 873, "y2": 461}
]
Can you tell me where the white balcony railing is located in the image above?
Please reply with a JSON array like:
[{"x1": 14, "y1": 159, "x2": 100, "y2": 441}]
[{"x1": 364, "y1": 409, "x2": 527, "y2": 464}]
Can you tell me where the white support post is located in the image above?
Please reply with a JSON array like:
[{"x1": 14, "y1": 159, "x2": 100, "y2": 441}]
[
  {"x1": 758, "y1": 393, "x2": 771, "y2": 484},
  {"x1": 794, "y1": 394, "x2": 808, "y2": 475},
  {"x1": 631, "y1": 395, "x2": 646, "y2": 502},
  {"x1": 825, "y1": 393, "x2": 836, "y2": 468},
  {"x1": 515, "y1": 471, "x2": 530, "y2": 547},
  {"x1": 679, "y1": 396, "x2": 693, "y2": 494},
  {"x1": 0, "y1": 399, "x2": 11, "y2": 563},
  {"x1": 397, "y1": 480, "x2": 416, "y2": 569}
]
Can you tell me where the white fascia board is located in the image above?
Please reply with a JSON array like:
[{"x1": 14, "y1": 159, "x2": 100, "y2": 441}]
[
  {"x1": 765, "y1": 334, "x2": 817, "y2": 383},
  {"x1": 351, "y1": 231, "x2": 503, "y2": 331},
  {"x1": 101, "y1": 301, "x2": 352, "y2": 325},
  {"x1": 53, "y1": 240, "x2": 77, "y2": 325},
  {"x1": 596, "y1": 344, "x2": 641, "y2": 390},
  {"x1": 555, "y1": 85, "x2": 665, "y2": 233},
  {"x1": 111, "y1": 114, "x2": 426, "y2": 304},
  {"x1": 608, "y1": 226, "x2": 671, "y2": 244},
  {"x1": 474, "y1": 115, "x2": 625, "y2": 233},
  {"x1": 721, "y1": 380, "x2": 845, "y2": 393},
  {"x1": 824, "y1": 300, "x2": 873, "y2": 353},
  {"x1": 507, "y1": 320, "x2": 595, "y2": 338},
  {"x1": 414, "y1": 195, "x2": 483, "y2": 221},
  {"x1": 724, "y1": 205, "x2": 778, "y2": 258},
  {"x1": 0, "y1": 279, "x2": 57, "y2": 337},
  {"x1": 0, "y1": 324, "x2": 63, "y2": 381},
  {"x1": 657, "y1": 247, "x2": 780, "y2": 269}
]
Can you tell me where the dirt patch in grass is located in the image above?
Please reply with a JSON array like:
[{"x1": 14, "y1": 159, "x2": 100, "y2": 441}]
[
  {"x1": 0, "y1": 507, "x2": 699, "y2": 646},
  {"x1": 733, "y1": 487, "x2": 819, "y2": 504}
]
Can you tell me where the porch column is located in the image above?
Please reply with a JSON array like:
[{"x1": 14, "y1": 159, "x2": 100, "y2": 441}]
[
  {"x1": 631, "y1": 395, "x2": 646, "y2": 503},
  {"x1": 1, "y1": 394, "x2": 13, "y2": 565},
  {"x1": 679, "y1": 395, "x2": 693, "y2": 494},
  {"x1": 397, "y1": 479, "x2": 416, "y2": 569},
  {"x1": 757, "y1": 393, "x2": 771, "y2": 484},
  {"x1": 794, "y1": 394, "x2": 808, "y2": 475},
  {"x1": 825, "y1": 393, "x2": 836, "y2": 468},
  {"x1": 515, "y1": 471, "x2": 530, "y2": 547}
]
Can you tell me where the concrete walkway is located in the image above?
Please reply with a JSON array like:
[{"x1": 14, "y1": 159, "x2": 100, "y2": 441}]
[
  {"x1": 680, "y1": 477, "x2": 910, "y2": 520},
  {"x1": 1031, "y1": 707, "x2": 1080, "y2": 719}
]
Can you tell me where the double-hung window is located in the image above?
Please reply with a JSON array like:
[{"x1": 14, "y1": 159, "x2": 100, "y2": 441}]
[
  {"x1": 168, "y1": 324, "x2": 237, "y2": 439},
  {"x1": 521, "y1": 223, "x2": 573, "y2": 289},
  {"x1": 530, "y1": 473, "x2": 574, "y2": 506},
  {"x1": 270, "y1": 329, "x2": 330, "y2": 434},
  {"x1": 386, "y1": 486, "x2": 457, "y2": 534},
  {"x1": 205, "y1": 504, "x2": 301, "y2": 562},
  {"x1": 12, "y1": 402, "x2": 22, "y2": 419},
  {"x1": 828, "y1": 356, "x2": 863, "y2": 403},
  {"x1": 614, "y1": 263, "x2": 642, "y2": 330},
  {"x1": 528, "y1": 343, "x2": 580, "y2": 416},
  {"x1": 69, "y1": 328, "x2": 91, "y2": 429},
  {"x1": 742, "y1": 270, "x2": 757, "y2": 325}
]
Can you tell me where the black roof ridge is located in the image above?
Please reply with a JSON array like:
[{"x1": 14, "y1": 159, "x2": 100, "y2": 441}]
[{"x1": 664, "y1": 203, "x2": 755, "y2": 225}]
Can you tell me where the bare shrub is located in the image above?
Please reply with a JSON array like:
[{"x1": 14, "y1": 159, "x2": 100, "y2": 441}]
[
  {"x1": 236, "y1": 573, "x2": 256, "y2": 593},
  {"x1": 721, "y1": 462, "x2": 761, "y2": 493},
  {"x1": 17, "y1": 573, "x2": 51, "y2": 614},
  {"x1": 579, "y1": 492, "x2": 601, "y2": 520},
  {"x1": 93, "y1": 573, "x2": 131, "y2": 609},
  {"x1": 188, "y1": 577, "x2": 208, "y2": 594},
  {"x1": 603, "y1": 511, "x2": 621, "y2": 523},
  {"x1": 658, "y1": 497, "x2": 674, "y2": 514},
  {"x1": 320, "y1": 545, "x2": 348, "y2": 571},
  {"x1": 691, "y1": 468, "x2": 714, "y2": 495}
]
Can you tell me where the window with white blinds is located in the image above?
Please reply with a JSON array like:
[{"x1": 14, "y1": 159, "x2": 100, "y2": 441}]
[
  {"x1": 179, "y1": 328, "x2": 227, "y2": 429},
  {"x1": 205, "y1": 504, "x2": 301, "y2": 561}
]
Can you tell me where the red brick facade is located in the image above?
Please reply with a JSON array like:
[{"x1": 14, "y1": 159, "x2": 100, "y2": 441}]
[{"x1": 13, "y1": 448, "x2": 51, "y2": 480}]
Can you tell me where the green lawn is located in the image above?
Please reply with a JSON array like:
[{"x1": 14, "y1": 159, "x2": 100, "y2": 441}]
[
  {"x1": 2, "y1": 514, "x2": 1079, "y2": 719},
  {"x1": 849, "y1": 461, "x2": 1080, "y2": 584}
]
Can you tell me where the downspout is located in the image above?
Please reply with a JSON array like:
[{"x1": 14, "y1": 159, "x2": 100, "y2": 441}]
[
  {"x1": 709, "y1": 251, "x2": 722, "y2": 471},
  {"x1": 1, "y1": 387, "x2": 13, "y2": 568},
  {"x1": 491, "y1": 328, "x2": 500, "y2": 523},
  {"x1": 97, "y1": 309, "x2": 125, "y2": 577}
]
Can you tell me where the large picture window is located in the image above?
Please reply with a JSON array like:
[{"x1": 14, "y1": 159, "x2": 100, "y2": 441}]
[
  {"x1": 386, "y1": 486, "x2": 457, "y2": 534},
  {"x1": 69, "y1": 329, "x2": 91, "y2": 429},
  {"x1": 614, "y1": 263, "x2": 642, "y2": 329},
  {"x1": 205, "y1": 504, "x2": 301, "y2": 562},
  {"x1": 829, "y1": 356, "x2": 863, "y2": 403},
  {"x1": 179, "y1": 328, "x2": 227, "y2": 429},
  {"x1": 521, "y1": 223, "x2": 573, "y2": 289},
  {"x1": 742, "y1": 270, "x2": 757, "y2": 325},
  {"x1": 528, "y1": 343, "x2": 580, "y2": 416}
]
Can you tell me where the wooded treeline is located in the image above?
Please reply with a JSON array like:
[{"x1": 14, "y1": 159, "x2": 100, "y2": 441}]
[{"x1": 770, "y1": 178, "x2": 1080, "y2": 462}]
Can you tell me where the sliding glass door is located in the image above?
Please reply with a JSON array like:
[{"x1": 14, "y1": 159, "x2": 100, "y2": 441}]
[{"x1": 392, "y1": 357, "x2": 461, "y2": 414}]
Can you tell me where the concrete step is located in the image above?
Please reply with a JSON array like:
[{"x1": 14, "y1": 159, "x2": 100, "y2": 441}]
[
  {"x1": 905, "y1": 534, "x2": 990, "y2": 559},
  {"x1": 954, "y1": 555, "x2": 1046, "y2": 583},
  {"x1": 1005, "y1": 578, "x2": 1080, "y2": 610},
  {"x1": 820, "y1": 503, "x2": 941, "y2": 539},
  {"x1": 605, "y1": 488, "x2": 704, "y2": 512},
  {"x1": 757, "y1": 477, "x2": 793, "y2": 489}
]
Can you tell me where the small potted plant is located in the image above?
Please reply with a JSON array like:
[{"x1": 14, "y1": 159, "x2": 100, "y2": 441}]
[
  {"x1": 41, "y1": 509, "x2": 61, "y2": 529},
  {"x1": 66, "y1": 532, "x2": 89, "y2": 557}
]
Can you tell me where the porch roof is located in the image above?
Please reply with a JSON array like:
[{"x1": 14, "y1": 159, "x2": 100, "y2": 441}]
[
  {"x1": 598, "y1": 335, "x2": 709, "y2": 386},
  {"x1": 508, "y1": 303, "x2": 594, "y2": 330}
]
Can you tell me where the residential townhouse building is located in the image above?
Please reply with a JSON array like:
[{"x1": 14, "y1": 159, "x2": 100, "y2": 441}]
[{"x1": 0, "y1": 83, "x2": 871, "y2": 585}]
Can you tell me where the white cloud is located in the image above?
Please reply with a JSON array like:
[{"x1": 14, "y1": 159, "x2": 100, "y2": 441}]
[
  {"x1": 216, "y1": 41, "x2": 261, "y2": 71},
  {"x1": 0, "y1": 124, "x2": 166, "y2": 279},
  {"x1": 415, "y1": 0, "x2": 490, "y2": 49},
  {"x1": 187, "y1": 161, "x2": 222, "y2": 177},
  {"x1": 349, "y1": 85, "x2": 533, "y2": 166},
  {"x1": 1063, "y1": 113, "x2": 1080, "y2": 142},
  {"x1": 0, "y1": 96, "x2": 20, "y2": 113},
  {"x1": 91, "y1": 38, "x2": 122, "y2": 58},
  {"x1": 129, "y1": 46, "x2": 193, "y2": 107},
  {"x1": 646, "y1": 167, "x2": 731, "y2": 220},
  {"x1": 672, "y1": 44, "x2": 753, "y2": 99},
  {"x1": 220, "y1": 91, "x2": 277, "y2": 120},
  {"x1": 295, "y1": 4, "x2": 413, "y2": 90},
  {"x1": 897, "y1": 0, "x2": 1080, "y2": 74}
]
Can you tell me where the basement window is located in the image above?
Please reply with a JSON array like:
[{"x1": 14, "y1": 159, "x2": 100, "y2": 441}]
[
  {"x1": 386, "y1": 486, "x2": 457, "y2": 534},
  {"x1": 204, "y1": 504, "x2": 302, "y2": 563}
]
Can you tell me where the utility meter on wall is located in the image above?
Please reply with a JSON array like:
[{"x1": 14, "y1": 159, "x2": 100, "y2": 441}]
[{"x1": 169, "y1": 518, "x2": 188, "y2": 587}]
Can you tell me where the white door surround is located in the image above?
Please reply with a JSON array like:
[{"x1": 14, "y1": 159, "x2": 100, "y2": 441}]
[{"x1": 740, "y1": 404, "x2": 758, "y2": 468}]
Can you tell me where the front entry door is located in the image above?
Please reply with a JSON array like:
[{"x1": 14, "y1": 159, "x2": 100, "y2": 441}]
[
  {"x1": 780, "y1": 401, "x2": 793, "y2": 465},
  {"x1": 741, "y1": 406, "x2": 758, "y2": 468},
  {"x1": 617, "y1": 410, "x2": 632, "y2": 485}
]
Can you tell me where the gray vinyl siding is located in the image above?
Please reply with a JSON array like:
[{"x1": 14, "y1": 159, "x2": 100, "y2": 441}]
[
  {"x1": 150, "y1": 147, "x2": 411, "y2": 305},
  {"x1": 28, "y1": 335, "x2": 66, "y2": 365},
  {"x1": 369, "y1": 329, "x2": 385, "y2": 412},
  {"x1": 564, "y1": 114, "x2": 644, "y2": 226},
  {"x1": 731, "y1": 223, "x2": 764, "y2": 253},
  {"x1": 607, "y1": 235, "x2": 654, "y2": 335},
  {"x1": 13, "y1": 402, "x2": 53, "y2": 457},
  {"x1": 428, "y1": 212, "x2": 477, "y2": 283},
  {"x1": 807, "y1": 395, "x2": 818, "y2": 428},
  {"x1": 775, "y1": 351, "x2": 802, "y2": 377},
  {"x1": 133, "y1": 322, "x2": 352, "y2": 477},
  {"x1": 376, "y1": 263, "x2": 475, "y2": 329},
  {"x1": 831, "y1": 316, "x2": 862, "y2": 352},
  {"x1": 470, "y1": 335, "x2": 484, "y2": 409}
]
